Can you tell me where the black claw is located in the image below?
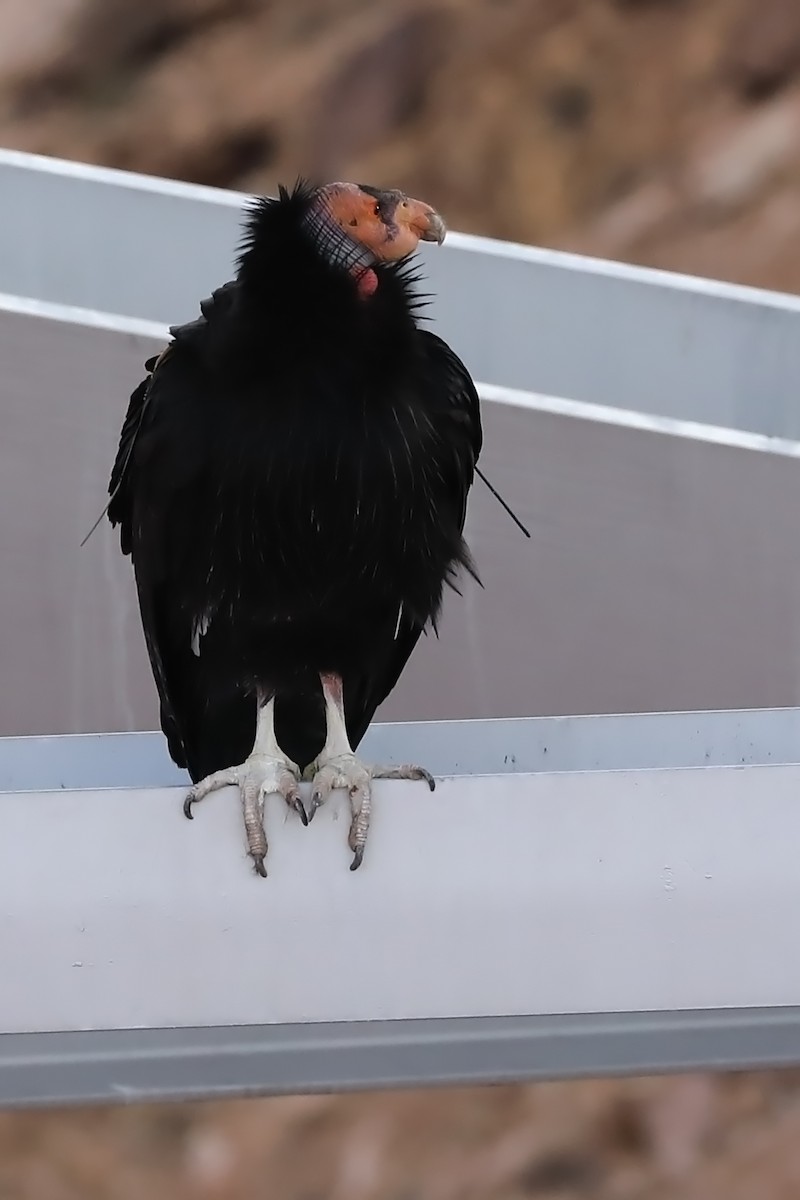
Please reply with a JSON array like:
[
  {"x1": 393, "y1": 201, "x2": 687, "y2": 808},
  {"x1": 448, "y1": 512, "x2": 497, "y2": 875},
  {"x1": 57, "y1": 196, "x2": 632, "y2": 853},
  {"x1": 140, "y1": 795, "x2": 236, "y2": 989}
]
[
  {"x1": 425, "y1": 772, "x2": 436, "y2": 792},
  {"x1": 293, "y1": 796, "x2": 309, "y2": 826},
  {"x1": 253, "y1": 858, "x2": 267, "y2": 878},
  {"x1": 307, "y1": 792, "x2": 322, "y2": 822},
  {"x1": 183, "y1": 795, "x2": 195, "y2": 819},
  {"x1": 350, "y1": 847, "x2": 364, "y2": 871}
]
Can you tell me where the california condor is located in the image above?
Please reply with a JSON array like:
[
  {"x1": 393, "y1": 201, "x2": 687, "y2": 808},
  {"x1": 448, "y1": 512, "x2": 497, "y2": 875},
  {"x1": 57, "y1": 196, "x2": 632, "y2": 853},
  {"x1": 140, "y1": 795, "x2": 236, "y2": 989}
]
[{"x1": 108, "y1": 180, "x2": 482, "y2": 875}]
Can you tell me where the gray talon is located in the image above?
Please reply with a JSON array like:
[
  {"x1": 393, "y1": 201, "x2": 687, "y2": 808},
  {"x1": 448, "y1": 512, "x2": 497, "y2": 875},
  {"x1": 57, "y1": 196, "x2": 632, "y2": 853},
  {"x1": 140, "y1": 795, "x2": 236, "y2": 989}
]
[
  {"x1": 350, "y1": 847, "x2": 364, "y2": 871},
  {"x1": 293, "y1": 796, "x2": 309, "y2": 825}
]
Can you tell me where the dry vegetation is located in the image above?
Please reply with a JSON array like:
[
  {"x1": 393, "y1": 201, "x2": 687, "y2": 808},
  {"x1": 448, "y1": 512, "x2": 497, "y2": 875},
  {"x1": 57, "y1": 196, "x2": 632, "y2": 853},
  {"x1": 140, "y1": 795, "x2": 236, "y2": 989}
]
[{"x1": 2, "y1": 0, "x2": 800, "y2": 1195}]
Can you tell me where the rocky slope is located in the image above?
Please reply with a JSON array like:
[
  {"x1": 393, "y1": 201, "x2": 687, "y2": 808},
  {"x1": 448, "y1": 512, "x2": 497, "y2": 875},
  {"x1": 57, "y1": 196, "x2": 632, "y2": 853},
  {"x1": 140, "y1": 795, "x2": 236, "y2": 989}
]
[
  {"x1": 3, "y1": 0, "x2": 800, "y2": 291},
  {"x1": 5, "y1": 1070, "x2": 800, "y2": 1199}
]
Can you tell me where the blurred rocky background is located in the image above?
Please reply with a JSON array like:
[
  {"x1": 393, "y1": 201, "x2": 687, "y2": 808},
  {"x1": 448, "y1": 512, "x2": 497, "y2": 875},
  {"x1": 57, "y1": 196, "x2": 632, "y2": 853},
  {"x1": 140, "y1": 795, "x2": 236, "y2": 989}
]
[
  {"x1": 6, "y1": 1071, "x2": 800, "y2": 1199},
  {"x1": 3, "y1": 0, "x2": 800, "y2": 1196},
  {"x1": 4, "y1": 0, "x2": 800, "y2": 291}
]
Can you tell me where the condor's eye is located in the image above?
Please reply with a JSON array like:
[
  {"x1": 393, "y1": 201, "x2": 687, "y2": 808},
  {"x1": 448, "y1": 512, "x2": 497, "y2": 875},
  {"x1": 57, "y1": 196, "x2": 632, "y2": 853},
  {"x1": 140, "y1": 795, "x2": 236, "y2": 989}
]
[{"x1": 373, "y1": 203, "x2": 381, "y2": 217}]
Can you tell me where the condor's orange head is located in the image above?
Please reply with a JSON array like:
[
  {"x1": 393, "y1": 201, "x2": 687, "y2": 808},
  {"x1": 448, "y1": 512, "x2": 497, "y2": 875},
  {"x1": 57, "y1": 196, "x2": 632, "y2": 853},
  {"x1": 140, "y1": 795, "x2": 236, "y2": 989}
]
[{"x1": 304, "y1": 181, "x2": 446, "y2": 296}]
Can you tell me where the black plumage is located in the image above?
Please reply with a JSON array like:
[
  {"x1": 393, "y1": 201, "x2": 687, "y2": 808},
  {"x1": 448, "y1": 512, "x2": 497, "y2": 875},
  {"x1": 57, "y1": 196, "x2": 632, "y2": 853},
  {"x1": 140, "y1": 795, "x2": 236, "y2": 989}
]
[{"x1": 108, "y1": 179, "x2": 481, "y2": 866}]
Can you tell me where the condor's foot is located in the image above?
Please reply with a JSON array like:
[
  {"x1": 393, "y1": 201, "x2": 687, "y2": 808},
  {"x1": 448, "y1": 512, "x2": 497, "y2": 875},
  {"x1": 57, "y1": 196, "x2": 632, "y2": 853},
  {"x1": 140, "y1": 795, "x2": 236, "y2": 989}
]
[
  {"x1": 184, "y1": 751, "x2": 304, "y2": 877},
  {"x1": 306, "y1": 752, "x2": 435, "y2": 870}
]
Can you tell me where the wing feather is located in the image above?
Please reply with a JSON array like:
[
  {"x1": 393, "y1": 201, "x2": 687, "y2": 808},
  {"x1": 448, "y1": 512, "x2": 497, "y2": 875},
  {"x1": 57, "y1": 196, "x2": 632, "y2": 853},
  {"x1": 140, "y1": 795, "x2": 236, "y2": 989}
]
[{"x1": 344, "y1": 329, "x2": 482, "y2": 749}]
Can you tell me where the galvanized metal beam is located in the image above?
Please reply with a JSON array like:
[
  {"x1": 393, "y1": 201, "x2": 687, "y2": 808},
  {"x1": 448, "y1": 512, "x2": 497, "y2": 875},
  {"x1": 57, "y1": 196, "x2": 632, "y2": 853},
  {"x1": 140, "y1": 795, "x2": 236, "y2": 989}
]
[
  {"x1": 4, "y1": 148, "x2": 800, "y2": 436},
  {"x1": 3, "y1": 708, "x2": 800, "y2": 793},
  {"x1": 2, "y1": 712, "x2": 800, "y2": 1106},
  {"x1": 4, "y1": 294, "x2": 800, "y2": 740},
  {"x1": 3, "y1": 150, "x2": 800, "y2": 1110},
  {"x1": 5, "y1": 1008, "x2": 800, "y2": 1110}
]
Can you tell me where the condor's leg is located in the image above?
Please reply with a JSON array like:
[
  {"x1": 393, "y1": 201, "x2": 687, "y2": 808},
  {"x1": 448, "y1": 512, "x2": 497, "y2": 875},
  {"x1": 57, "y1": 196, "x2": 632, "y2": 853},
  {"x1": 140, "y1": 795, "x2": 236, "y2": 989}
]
[
  {"x1": 183, "y1": 690, "x2": 305, "y2": 877},
  {"x1": 307, "y1": 671, "x2": 435, "y2": 870}
]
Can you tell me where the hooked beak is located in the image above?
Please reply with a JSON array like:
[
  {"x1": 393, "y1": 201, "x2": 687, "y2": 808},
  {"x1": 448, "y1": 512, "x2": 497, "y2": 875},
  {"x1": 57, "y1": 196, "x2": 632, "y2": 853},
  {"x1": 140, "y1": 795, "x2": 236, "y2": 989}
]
[{"x1": 415, "y1": 207, "x2": 447, "y2": 245}]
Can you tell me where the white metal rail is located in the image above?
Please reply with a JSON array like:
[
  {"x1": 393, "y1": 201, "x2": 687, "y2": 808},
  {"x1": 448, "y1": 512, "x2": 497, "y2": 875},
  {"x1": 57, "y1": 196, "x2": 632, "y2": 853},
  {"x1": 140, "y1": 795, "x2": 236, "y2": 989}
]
[
  {"x1": 2, "y1": 710, "x2": 800, "y2": 1107},
  {"x1": 3, "y1": 151, "x2": 800, "y2": 1108},
  {"x1": 4, "y1": 292, "x2": 800, "y2": 739},
  {"x1": 4, "y1": 148, "x2": 800, "y2": 437}
]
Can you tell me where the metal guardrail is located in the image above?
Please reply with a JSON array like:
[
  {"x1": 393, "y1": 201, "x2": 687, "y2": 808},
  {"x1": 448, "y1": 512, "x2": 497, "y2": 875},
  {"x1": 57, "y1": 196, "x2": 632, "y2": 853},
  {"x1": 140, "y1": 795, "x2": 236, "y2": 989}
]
[
  {"x1": 4, "y1": 148, "x2": 800, "y2": 437},
  {"x1": 3, "y1": 151, "x2": 800, "y2": 1107},
  {"x1": 3, "y1": 711, "x2": 800, "y2": 1106},
  {"x1": 3, "y1": 293, "x2": 800, "y2": 738}
]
